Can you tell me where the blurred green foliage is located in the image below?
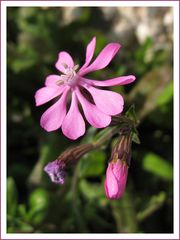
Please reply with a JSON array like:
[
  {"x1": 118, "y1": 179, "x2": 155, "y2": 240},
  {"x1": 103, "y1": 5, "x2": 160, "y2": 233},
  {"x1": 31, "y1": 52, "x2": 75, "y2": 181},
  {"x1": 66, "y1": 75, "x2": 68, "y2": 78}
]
[
  {"x1": 7, "y1": 7, "x2": 173, "y2": 233},
  {"x1": 79, "y1": 150, "x2": 106, "y2": 178},
  {"x1": 143, "y1": 152, "x2": 173, "y2": 181}
]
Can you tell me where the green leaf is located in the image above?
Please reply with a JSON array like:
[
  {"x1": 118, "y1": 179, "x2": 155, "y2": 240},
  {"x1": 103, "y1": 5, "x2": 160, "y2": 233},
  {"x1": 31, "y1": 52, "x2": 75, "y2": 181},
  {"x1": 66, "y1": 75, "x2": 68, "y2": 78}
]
[
  {"x1": 18, "y1": 204, "x2": 27, "y2": 219},
  {"x1": 79, "y1": 150, "x2": 106, "y2": 178},
  {"x1": 125, "y1": 105, "x2": 139, "y2": 125},
  {"x1": 17, "y1": 221, "x2": 34, "y2": 232},
  {"x1": 28, "y1": 134, "x2": 66, "y2": 186},
  {"x1": 143, "y1": 153, "x2": 173, "y2": 180},
  {"x1": 93, "y1": 126, "x2": 117, "y2": 145},
  {"x1": 7, "y1": 215, "x2": 34, "y2": 233},
  {"x1": 81, "y1": 127, "x2": 97, "y2": 144},
  {"x1": 79, "y1": 180, "x2": 104, "y2": 200},
  {"x1": 29, "y1": 188, "x2": 49, "y2": 209},
  {"x1": 157, "y1": 81, "x2": 173, "y2": 106},
  {"x1": 28, "y1": 188, "x2": 49, "y2": 224},
  {"x1": 7, "y1": 177, "x2": 18, "y2": 217},
  {"x1": 28, "y1": 145, "x2": 50, "y2": 186}
]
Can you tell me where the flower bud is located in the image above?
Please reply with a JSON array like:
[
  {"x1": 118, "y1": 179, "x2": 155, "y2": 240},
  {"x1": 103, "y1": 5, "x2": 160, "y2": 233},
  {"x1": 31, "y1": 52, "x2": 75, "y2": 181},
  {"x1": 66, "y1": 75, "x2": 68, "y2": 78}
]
[
  {"x1": 44, "y1": 160, "x2": 66, "y2": 184},
  {"x1": 104, "y1": 159, "x2": 128, "y2": 199},
  {"x1": 44, "y1": 143, "x2": 94, "y2": 185},
  {"x1": 104, "y1": 134, "x2": 132, "y2": 200}
]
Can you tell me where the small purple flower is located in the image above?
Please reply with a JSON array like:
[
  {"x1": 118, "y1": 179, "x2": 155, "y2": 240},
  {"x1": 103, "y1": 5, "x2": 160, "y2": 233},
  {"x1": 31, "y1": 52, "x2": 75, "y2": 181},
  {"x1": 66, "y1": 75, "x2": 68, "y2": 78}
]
[{"x1": 44, "y1": 160, "x2": 66, "y2": 184}]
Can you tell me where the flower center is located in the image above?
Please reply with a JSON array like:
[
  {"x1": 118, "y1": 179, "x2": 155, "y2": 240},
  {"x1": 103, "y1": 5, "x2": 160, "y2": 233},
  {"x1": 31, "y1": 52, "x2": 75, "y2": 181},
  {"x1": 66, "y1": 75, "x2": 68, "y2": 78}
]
[{"x1": 56, "y1": 64, "x2": 79, "y2": 87}]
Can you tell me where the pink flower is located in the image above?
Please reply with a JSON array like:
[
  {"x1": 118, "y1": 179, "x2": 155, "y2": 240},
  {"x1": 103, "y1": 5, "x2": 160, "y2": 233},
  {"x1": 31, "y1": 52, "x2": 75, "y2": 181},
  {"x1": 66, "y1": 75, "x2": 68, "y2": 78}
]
[
  {"x1": 104, "y1": 159, "x2": 128, "y2": 200},
  {"x1": 35, "y1": 37, "x2": 136, "y2": 140}
]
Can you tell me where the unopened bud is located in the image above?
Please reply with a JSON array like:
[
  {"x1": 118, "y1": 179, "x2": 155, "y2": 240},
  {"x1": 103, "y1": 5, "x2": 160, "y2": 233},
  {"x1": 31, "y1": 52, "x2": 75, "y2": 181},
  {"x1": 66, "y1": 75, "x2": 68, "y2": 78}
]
[
  {"x1": 44, "y1": 143, "x2": 94, "y2": 184},
  {"x1": 104, "y1": 133, "x2": 132, "y2": 200},
  {"x1": 104, "y1": 160, "x2": 128, "y2": 200}
]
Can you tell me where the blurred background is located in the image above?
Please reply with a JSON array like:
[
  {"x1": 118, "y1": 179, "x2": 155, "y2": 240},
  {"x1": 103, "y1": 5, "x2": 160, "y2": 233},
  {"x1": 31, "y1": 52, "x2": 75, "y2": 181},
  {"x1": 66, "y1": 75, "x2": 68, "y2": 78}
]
[{"x1": 7, "y1": 7, "x2": 173, "y2": 233}]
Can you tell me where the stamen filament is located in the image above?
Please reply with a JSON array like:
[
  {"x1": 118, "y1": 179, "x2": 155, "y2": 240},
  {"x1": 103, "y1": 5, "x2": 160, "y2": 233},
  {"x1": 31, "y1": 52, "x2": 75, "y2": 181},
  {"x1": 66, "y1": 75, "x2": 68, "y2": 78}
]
[
  {"x1": 73, "y1": 64, "x2": 79, "y2": 71},
  {"x1": 56, "y1": 79, "x2": 64, "y2": 85}
]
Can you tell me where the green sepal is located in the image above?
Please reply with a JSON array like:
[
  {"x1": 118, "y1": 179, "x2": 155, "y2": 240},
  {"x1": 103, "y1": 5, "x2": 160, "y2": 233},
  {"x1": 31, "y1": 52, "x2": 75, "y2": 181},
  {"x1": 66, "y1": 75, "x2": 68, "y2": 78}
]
[
  {"x1": 132, "y1": 132, "x2": 141, "y2": 144},
  {"x1": 125, "y1": 105, "x2": 139, "y2": 126}
]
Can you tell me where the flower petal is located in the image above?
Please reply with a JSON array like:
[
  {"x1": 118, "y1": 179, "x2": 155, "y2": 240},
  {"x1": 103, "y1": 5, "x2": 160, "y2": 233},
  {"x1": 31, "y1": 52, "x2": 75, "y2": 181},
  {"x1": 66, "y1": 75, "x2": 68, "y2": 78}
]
[
  {"x1": 40, "y1": 87, "x2": 69, "y2": 132},
  {"x1": 79, "y1": 36, "x2": 96, "y2": 71},
  {"x1": 105, "y1": 163, "x2": 119, "y2": 199},
  {"x1": 112, "y1": 161, "x2": 128, "y2": 198},
  {"x1": 81, "y1": 75, "x2": 136, "y2": 87},
  {"x1": 112, "y1": 160, "x2": 123, "y2": 180},
  {"x1": 82, "y1": 85, "x2": 124, "y2": 115},
  {"x1": 75, "y1": 88, "x2": 111, "y2": 128},
  {"x1": 44, "y1": 160, "x2": 66, "y2": 185},
  {"x1": 62, "y1": 92, "x2": 85, "y2": 140},
  {"x1": 55, "y1": 51, "x2": 74, "y2": 73},
  {"x1": 79, "y1": 43, "x2": 120, "y2": 76},
  {"x1": 116, "y1": 163, "x2": 128, "y2": 181},
  {"x1": 35, "y1": 85, "x2": 65, "y2": 106},
  {"x1": 45, "y1": 75, "x2": 61, "y2": 87}
]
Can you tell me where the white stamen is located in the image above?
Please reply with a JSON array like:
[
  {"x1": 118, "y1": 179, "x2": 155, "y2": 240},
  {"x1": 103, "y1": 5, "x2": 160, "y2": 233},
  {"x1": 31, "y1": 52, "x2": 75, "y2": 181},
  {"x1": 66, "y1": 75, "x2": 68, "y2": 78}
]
[
  {"x1": 73, "y1": 64, "x2": 79, "y2": 71},
  {"x1": 57, "y1": 64, "x2": 79, "y2": 87},
  {"x1": 56, "y1": 79, "x2": 64, "y2": 85}
]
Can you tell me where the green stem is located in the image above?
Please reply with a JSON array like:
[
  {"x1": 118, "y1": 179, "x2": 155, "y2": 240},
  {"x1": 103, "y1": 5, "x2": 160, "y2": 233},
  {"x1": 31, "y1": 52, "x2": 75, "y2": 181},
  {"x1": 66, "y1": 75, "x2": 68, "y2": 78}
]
[
  {"x1": 93, "y1": 126, "x2": 120, "y2": 148},
  {"x1": 70, "y1": 163, "x2": 88, "y2": 232},
  {"x1": 111, "y1": 180, "x2": 138, "y2": 233},
  {"x1": 137, "y1": 192, "x2": 166, "y2": 222}
]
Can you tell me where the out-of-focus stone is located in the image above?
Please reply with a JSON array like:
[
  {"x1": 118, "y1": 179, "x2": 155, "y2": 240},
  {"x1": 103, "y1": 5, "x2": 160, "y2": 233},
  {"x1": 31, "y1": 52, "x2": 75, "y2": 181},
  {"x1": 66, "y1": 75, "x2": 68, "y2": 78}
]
[
  {"x1": 136, "y1": 23, "x2": 151, "y2": 44},
  {"x1": 59, "y1": 7, "x2": 172, "y2": 50},
  {"x1": 100, "y1": 7, "x2": 173, "y2": 48},
  {"x1": 61, "y1": 7, "x2": 82, "y2": 26}
]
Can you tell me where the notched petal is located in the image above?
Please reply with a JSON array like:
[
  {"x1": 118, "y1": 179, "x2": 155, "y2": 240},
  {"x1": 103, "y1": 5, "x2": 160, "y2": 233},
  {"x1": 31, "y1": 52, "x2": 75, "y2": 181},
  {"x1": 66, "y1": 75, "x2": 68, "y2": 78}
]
[
  {"x1": 55, "y1": 51, "x2": 74, "y2": 73},
  {"x1": 62, "y1": 92, "x2": 85, "y2": 140}
]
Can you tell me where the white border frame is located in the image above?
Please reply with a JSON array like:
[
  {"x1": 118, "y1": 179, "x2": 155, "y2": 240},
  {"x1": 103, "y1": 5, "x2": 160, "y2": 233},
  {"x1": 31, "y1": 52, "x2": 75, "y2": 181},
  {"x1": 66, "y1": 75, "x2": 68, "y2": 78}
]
[{"x1": 1, "y1": 1, "x2": 179, "y2": 239}]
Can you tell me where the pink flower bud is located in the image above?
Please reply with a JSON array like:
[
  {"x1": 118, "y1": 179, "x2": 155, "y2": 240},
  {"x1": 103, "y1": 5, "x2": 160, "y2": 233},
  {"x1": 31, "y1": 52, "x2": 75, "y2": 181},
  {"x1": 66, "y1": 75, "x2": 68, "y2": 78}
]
[
  {"x1": 104, "y1": 159, "x2": 128, "y2": 200},
  {"x1": 104, "y1": 133, "x2": 132, "y2": 200}
]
